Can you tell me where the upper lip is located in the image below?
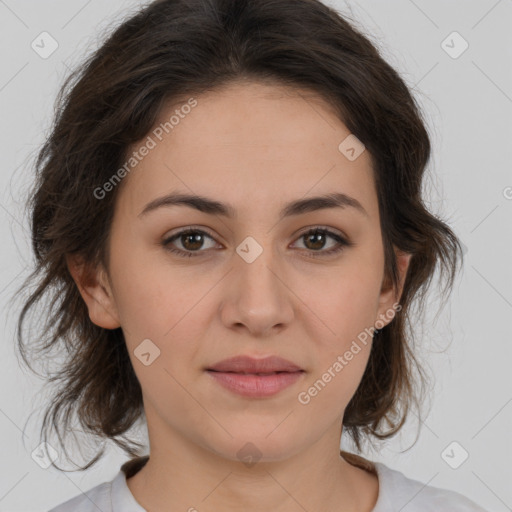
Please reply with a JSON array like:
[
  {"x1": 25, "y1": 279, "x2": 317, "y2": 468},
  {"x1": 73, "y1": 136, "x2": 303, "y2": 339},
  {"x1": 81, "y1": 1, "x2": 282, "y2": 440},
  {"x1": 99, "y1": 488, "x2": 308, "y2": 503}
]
[{"x1": 206, "y1": 355, "x2": 304, "y2": 373}]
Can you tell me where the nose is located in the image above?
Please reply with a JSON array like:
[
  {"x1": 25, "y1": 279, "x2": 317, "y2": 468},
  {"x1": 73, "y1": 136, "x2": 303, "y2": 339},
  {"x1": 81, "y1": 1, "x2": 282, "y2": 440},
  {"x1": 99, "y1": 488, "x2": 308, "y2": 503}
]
[{"x1": 219, "y1": 241, "x2": 295, "y2": 337}]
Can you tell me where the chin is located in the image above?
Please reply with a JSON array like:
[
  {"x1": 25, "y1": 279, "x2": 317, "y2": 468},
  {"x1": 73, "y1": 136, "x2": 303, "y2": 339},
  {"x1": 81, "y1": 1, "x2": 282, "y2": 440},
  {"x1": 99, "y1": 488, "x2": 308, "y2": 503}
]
[{"x1": 202, "y1": 430, "x2": 305, "y2": 465}]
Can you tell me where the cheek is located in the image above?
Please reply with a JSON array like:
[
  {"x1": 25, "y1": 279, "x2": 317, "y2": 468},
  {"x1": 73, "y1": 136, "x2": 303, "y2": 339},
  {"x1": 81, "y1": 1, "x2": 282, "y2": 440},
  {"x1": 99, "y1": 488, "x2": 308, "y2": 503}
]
[
  {"x1": 109, "y1": 242, "x2": 204, "y2": 334},
  {"x1": 295, "y1": 264, "x2": 382, "y2": 344},
  {"x1": 295, "y1": 329, "x2": 372, "y2": 427}
]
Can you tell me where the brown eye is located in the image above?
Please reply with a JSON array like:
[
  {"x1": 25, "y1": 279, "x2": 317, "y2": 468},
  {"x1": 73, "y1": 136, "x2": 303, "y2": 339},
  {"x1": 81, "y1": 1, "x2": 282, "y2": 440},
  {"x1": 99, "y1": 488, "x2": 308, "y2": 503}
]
[
  {"x1": 303, "y1": 230, "x2": 331, "y2": 250},
  {"x1": 162, "y1": 229, "x2": 218, "y2": 257},
  {"x1": 291, "y1": 227, "x2": 354, "y2": 258},
  {"x1": 161, "y1": 226, "x2": 354, "y2": 259},
  {"x1": 178, "y1": 232, "x2": 206, "y2": 251}
]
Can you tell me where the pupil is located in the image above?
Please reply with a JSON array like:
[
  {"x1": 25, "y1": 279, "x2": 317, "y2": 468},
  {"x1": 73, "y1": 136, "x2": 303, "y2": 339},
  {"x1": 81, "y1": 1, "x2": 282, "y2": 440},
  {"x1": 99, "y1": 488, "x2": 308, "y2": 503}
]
[
  {"x1": 183, "y1": 233, "x2": 203, "y2": 250},
  {"x1": 306, "y1": 232, "x2": 324, "y2": 250},
  {"x1": 180, "y1": 231, "x2": 327, "y2": 252}
]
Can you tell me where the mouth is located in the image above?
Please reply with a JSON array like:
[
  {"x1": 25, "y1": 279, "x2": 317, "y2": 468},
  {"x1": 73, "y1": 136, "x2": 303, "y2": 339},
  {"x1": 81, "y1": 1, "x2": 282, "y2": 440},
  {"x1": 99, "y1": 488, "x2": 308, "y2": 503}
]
[
  {"x1": 205, "y1": 355, "x2": 305, "y2": 398},
  {"x1": 208, "y1": 370, "x2": 301, "y2": 376},
  {"x1": 206, "y1": 354, "x2": 304, "y2": 374},
  {"x1": 206, "y1": 370, "x2": 305, "y2": 398}
]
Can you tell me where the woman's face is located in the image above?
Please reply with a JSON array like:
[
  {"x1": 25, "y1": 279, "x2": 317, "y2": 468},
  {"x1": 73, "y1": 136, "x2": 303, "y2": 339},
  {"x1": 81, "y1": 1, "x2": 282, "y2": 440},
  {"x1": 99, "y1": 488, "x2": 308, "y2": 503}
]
[{"x1": 74, "y1": 80, "x2": 409, "y2": 463}]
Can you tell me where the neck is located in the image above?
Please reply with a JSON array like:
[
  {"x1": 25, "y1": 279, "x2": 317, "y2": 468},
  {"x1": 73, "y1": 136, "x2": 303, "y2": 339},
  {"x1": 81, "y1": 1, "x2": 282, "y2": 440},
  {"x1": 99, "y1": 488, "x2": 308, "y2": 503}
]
[{"x1": 125, "y1": 426, "x2": 378, "y2": 512}]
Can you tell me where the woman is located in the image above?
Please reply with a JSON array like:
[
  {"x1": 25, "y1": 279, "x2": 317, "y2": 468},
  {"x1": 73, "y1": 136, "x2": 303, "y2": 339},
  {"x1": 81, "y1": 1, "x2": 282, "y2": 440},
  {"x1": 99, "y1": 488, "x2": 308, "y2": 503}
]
[{"x1": 16, "y1": 0, "x2": 488, "y2": 510}]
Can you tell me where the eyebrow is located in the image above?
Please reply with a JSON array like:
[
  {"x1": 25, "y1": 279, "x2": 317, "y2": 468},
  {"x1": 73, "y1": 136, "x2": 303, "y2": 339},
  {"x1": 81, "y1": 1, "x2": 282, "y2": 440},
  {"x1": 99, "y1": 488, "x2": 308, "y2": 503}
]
[{"x1": 138, "y1": 191, "x2": 368, "y2": 220}]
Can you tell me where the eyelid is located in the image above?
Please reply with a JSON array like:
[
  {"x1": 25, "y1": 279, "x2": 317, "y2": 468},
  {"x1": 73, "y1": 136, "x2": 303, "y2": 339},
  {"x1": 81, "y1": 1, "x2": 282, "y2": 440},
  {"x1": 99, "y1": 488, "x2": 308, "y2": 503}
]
[
  {"x1": 163, "y1": 224, "x2": 348, "y2": 242},
  {"x1": 294, "y1": 224, "x2": 347, "y2": 239},
  {"x1": 161, "y1": 224, "x2": 353, "y2": 257},
  {"x1": 163, "y1": 225, "x2": 220, "y2": 242}
]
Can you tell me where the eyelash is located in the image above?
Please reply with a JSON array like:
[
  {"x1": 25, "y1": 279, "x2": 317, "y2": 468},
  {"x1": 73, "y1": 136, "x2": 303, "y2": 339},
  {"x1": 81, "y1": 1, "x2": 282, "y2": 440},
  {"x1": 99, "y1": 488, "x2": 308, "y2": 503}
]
[{"x1": 161, "y1": 226, "x2": 354, "y2": 259}]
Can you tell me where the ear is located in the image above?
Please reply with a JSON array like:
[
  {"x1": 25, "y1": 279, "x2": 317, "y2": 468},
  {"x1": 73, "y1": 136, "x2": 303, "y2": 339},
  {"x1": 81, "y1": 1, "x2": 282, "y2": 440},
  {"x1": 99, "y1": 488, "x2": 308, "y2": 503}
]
[
  {"x1": 66, "y1": 254, "x2": 121, "y2": 330},
  {"x1": 376, "y1": 248, "x2": 412, "y2": 328}
]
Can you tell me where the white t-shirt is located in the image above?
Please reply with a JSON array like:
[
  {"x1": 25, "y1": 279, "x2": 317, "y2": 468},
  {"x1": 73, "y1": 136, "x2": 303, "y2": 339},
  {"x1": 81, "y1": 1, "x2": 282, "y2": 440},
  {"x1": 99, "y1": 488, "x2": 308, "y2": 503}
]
[{"x1": 47, "y1": 453, "x2": 489, "y2": 512}]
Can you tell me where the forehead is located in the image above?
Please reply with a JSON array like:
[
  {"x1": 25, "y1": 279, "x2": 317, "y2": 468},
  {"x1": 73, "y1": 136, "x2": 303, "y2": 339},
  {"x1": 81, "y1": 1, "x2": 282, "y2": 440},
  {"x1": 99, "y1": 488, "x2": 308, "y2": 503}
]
[{"x1": 118, "y1": 81, "x2": 378, "y2": 221}]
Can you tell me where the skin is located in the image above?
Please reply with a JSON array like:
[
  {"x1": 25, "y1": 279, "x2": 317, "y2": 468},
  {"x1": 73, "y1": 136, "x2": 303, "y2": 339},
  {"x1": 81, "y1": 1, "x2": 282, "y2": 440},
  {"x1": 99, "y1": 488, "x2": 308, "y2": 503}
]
[{"x1": 68, "y1": 79, "x2": 411, "y2": 512}]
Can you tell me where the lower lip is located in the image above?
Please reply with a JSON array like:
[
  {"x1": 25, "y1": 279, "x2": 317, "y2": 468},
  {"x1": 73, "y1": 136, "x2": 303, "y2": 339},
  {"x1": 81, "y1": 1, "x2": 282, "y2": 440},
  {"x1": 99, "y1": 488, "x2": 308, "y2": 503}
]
[{"x1": 206, "y1": 370, "x2": 304, "y2": 398}]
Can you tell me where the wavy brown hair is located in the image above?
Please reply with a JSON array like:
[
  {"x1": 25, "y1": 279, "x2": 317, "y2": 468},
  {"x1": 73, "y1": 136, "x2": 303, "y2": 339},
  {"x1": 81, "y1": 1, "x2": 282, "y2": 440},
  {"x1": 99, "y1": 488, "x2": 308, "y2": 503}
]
[{"x1": 14, "y1": 0, "x2": 463, "y2": 471}]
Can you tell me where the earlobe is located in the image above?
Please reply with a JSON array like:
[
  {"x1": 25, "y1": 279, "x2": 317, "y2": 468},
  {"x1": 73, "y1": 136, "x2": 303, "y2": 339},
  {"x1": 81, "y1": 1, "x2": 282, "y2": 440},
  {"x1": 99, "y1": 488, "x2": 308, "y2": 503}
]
[
  {"x1": 376, "y1": 249, "x2": 412, "y2": 328},
  {"x1": 395, "y1": 250, "x2": 412, "y2": 301},
  {"x1": 65, "y1": 254, "x2": 121, "y2": 330}
]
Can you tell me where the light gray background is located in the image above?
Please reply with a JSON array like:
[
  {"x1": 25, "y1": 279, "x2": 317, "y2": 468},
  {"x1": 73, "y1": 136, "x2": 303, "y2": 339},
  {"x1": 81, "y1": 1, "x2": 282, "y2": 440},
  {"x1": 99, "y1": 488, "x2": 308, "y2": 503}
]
[{"x1": 1, "y1": 1, "x2": 511, "y2": 511}]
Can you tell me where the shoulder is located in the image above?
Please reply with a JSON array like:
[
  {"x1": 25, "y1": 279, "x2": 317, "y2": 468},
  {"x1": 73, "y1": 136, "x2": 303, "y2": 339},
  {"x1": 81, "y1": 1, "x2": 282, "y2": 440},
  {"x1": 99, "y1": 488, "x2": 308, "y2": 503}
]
[
  {"x1": 373, "y1": 461, "x2": 489, "y2": 512},
  {"x1": 47, "y1": 478, "x2": 113, "y2": 512},
  {"x1": 47, "y1": 462, "x2": 147, "y2": 512},
  {"x1": 47, "y1": 457, "x2": 149, "y2": 511}
]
